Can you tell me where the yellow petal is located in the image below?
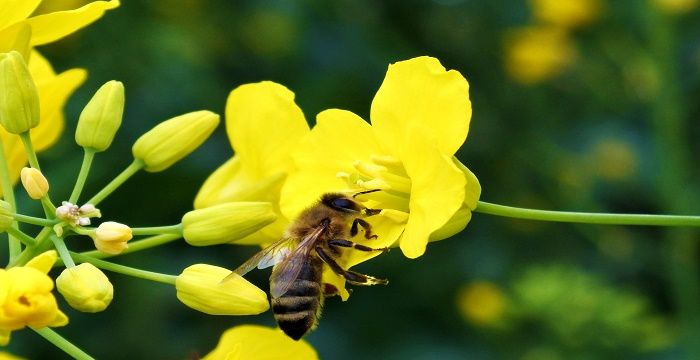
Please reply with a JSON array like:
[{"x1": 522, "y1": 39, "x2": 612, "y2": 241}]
[
  {"x1": 195, "y1": 156, "x2": 286, "y2": 208},
  {"x1": 25, "y1": 250, "x2": 58, "y2": 274},
  {"x1": 203, "y1": 325, "x2": 318, "y2": 360},
  {"x1": 0, "y1": 330, "x2": 11, "y2": 346},
  {"x1": 226, "y1": 81, "x2": 309, "y2": 179},
  {"x1": 0, "y1": 0, "x2": 40, "y2": 30},
  {"x1": 370, "y1": 56, "x2": 472, "y2": 157},
  {"x1": 26, "y1": 0, "x2": 120, "y2": 46},
  {"x1": 400, "y1": 134, "x2": 466, "y2": 258},
  {"x1": 279, "y1": 109, "x2": 380, "y2": 219},
  {"x1": 0, "y1": 21, "x2": 32, "y2": 58},
  {"x1": 29, "y1": 51, "x2": 87, "y2": 151}
]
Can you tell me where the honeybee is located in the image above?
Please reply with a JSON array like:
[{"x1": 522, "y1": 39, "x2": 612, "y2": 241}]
[{"x1": 224, "y1": 190, "x2": 389, "y2": 340}]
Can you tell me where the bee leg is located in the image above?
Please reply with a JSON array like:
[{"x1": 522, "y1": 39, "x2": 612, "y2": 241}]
[
  {"x1": 328, "y1": 239, "x2": 388, "y2": 253},
  {"x1": 316, "y1": 247, "x2": 389, "y2": 286},
  {"x1": 350, "y1": 218, "x2": 378, "y2": 239}
]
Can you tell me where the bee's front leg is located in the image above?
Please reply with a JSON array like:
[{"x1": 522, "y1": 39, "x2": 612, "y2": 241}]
[{"x1": 350, "y1": 218, "x2": 378, "y2": 239}]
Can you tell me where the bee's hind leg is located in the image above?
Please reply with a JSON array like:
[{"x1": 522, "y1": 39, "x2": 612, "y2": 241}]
[
  {"x1": 316, "y1": 247, "x2": 389, "y2": 286},
  {"x1": 350, "y1": 218, "x2": 378, "y2": 239}
]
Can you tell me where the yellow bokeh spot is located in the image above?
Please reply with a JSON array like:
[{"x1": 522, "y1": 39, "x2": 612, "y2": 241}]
[
  {"x1": 589, "y1": 138, "x2": 637, "y2": 181},
  {"x1": 457, "y1": 281, "x2": 507, "y2": 326},
  {"x1": 652, "y1": 0, "x2": 699, "y2": 14},
  {"x1": 530, "y1": 0, "x2": 603, "y2": 29},
  {"x1": 504, "y1": 26, "x2": 576, "y2": 85}
]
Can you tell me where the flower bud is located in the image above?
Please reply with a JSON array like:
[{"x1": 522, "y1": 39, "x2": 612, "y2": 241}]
[
  {"x1": 0, "y1": 200, "x2": 13, "y2": 232},
  {"x1": 75, "y1": 80, "x2": 125, "y2": 152},
  {"x1": 132, "y1": 110, "x2": 219, "y2": 172},
  {"x1": 182, "y1": 202, "x2": 277, "y2": 246},
  {"x1": 56, "y1": 263, "x2": 114, "y2": 313},
  {"x1": 92, "y1": 221, "x2": 132, "y2": 254},
  {"x1": 0, "y1": 51, "x2": 40, "y2": 134},
  {"x1": 20, "y1": 167, "x2": 49, "y2": 199},
  {"x1": 175, "y1": 264, "x2": 269, "y2": 315}
]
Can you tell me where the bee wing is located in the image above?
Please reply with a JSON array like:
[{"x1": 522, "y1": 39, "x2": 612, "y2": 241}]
[
  {"x1": 221, "y1": 237, "x2": 296, "y2": 283},
  {"x1": 269, "y1": 226, "x2": 325, "y2": 298}
]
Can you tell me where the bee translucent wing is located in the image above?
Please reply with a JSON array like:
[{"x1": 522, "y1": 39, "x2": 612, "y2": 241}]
[
  {"x1": 220, "y1": 237, "x2": 295, "y2": 283},
  {"x1": 269, "y1": 227, "x2": 325, "y2": 298}
]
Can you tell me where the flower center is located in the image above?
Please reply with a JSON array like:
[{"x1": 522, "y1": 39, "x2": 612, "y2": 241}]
[{"x1": 336, "y1": 154, "x2": 411, "y2": 212}]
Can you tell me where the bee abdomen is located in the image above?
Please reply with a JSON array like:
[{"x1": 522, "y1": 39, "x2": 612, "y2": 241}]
[{"x1": 272, "y1": 281, "x2": 322, "y2": 340}]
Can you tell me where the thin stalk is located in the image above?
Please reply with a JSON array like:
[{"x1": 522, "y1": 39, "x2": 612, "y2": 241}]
[
  {"x1": 12, "y1": 213, "x2": 57, "y2": 227},
  {"x1": 51, "y1": 236, "x2": 75, "y2": 268},
  {"x1": 475, "y1": 201, "x2": 700, "y2": 226},
  {"x1": 20, "y1": 132, "x2": 56, "y2": 217},
  {"x1": 7, "y1": 227, "x2": 53, "y2": 267},
  {"x1": 71, "y1": 252, "x2": 177, "y2": 285},
  {"x1": 32, "y1": 327, "x2": 94, "y2": 360},
  {"x1": 69, "y1": 148, "x2": 96, "y2": 204},
  {"x1": 131, "y1": 224, "x2": 183, "y2": 236},
  {"x1": 5, "y1": 227, "x2": 36, "y2": 246},
  {"x1": 69, "y1": 233, "x2": 182, "y2": 261},
  {"x1": 86, "y1": 159, "x2": 144, "y2": 206},
  {"x1": 0, "y1": 136, "x2": 20, "y2": 262}
]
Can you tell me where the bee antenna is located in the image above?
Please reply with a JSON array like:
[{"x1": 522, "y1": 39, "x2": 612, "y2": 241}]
[{"x1": 352, "y1": 189, "x2": 380, "y2": 198}]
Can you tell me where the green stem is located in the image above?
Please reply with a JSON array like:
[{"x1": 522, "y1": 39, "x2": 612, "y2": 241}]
[
  {"x1": 71, "y1": 252, "x2": 177, "y2": 285},
  {"x1": 7, "y1": 227, "x2": 53, "y2": 267},
  {"x1": 12, "y1": 213, "x2": 57, "y2": 227},
  {"x1": 70, "y1": 233, "x2": 182, "y2": 260},
  {"x1": 32, "y1": 327, "x2": 94, "y2": 360},
  {"x1": 69, "y1": 148, "x2": 96, "y2": 204},
  {"x1": 0, "y1": 136, "x2": 20, "y2": 263},
  {"x1": 5, "y1": 227, "x2": 36, "y2": 246},
  {"x1": 86, "y1": 159, "x2": 144, "y2": 206},
  {"x1": 51, "y1": 235, "x2": 75, "y2": 268},
  {"x1": 19, "y1": 132, "x2": 41, "y2": 171},
  {"x1": 131, "y1": 224, "x2": 183, "y2": 236},
  {"x1": 20, "y1": 132, "x2": 56, "y2": 217},
  {"x1": 474, "y1": 201, "x2": 700, "y2": 226}
]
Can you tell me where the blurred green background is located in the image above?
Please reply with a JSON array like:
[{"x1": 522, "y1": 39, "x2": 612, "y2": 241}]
[{"x1": 7, "y1": 0, "x2": 700, "y2": 358}]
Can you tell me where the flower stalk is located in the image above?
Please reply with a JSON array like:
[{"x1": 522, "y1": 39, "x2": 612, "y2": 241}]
[
  {"x1": 86, "y1": 159, "x2": 144, "y2": 205},
  {"x1": 475, "y1": 201, "x2": 700, "y2": 226},
  {"x1": 32, "y1": 327, "x2": 95, "y2": 360},
  {"x1": 70, "y1": 252, "x2": 177, "y2": 285}
]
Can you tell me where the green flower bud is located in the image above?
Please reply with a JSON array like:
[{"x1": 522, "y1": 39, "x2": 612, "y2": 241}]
[
  {"x1": 182, "y1": 202, "x2": 277, "y2": 246},
  {"x1": 75, "y1": 80, "x2": 125, "y2": 151},
  {"x1": 20, "y1": 167, "x2": 49, "y2": 199},
  {"x1": 0, "y1": 51, "x2": 40, "y2": 134},
  {"x1": 132, "y1": 110, "x2": 219, "y2": 172},
  {"x1": 0, "y1": 200, "x2": 14, "y2": 232},
  {"x1": 56, "y1": 263, "x2": 114, "y2": 313},
  {"x1": 176, "y1": 264, "x2": 269, "y2": 315}
]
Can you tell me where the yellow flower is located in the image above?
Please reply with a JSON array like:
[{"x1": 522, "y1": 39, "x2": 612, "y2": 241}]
[
  {"x1": 277, "y1": 57, "x2": 480, "y2": 300},
  {"x1": 56, "y1": 263, "x2": 113, "y2": 313},
  {"x1": 182, "y1": 202, "x2": 278, "y2": 246},
  {"x1": 0, "y1": 251, "x2": 68, "y2": 346},
  {"x1": 457, "y1": 281, "x2": 507, "y2": 327},
  {"x1": 132, "y1": 110, "x2": 220, "y2": 172},
  {"x1": 195, "y1": 81, "x2": 310, "y2": 244},
  {"x1": 281, "y1": 56, "x2": 480, "y2": 258},
  {"x1": 652, "y1": 0, "x2": 699, "y2": 14},
  {"x1": 0, "y1": 351, "x2": 24, "y2": 360},
  {"x1": 0, "y1": 0, "x2": 119, "y2": 194},
  {"x1": 504, "y1": 26, "x2": 576, "y2": 85},
  {"x1": 203, "y1": 325, "x2": 318, "y2": 360},
  {"x1": 175, "y1": 264, "x2": 269, "y2": 315},
  {"x1": 91, "y1": 221, "x2": 132, "y2": 254},
  {"x1": 20, "y1": 167, "x2": 49, "y2": 199},
  {"x1": 530, "y1": 0, "x2": 602, "y2": 29}
]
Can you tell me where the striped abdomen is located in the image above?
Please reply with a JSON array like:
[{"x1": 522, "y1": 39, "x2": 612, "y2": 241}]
[{"x1": 271, "y1": 256, "x2": 324, "y2": 340}]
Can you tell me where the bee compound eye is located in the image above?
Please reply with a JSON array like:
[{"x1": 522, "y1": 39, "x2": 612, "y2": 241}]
[{"x1": 331, "y1": 198, "x2": 357, "y2": 211}]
